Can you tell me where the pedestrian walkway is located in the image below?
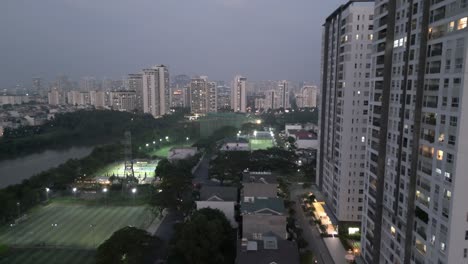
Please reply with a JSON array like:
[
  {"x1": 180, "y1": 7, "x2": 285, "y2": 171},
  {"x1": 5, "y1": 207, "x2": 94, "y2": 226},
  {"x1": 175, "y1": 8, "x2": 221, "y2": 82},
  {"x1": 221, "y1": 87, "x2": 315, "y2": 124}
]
[
  {"x1": 323, "y1": 237, "x2": 350, "y2": 264},
  {"x1": 146, "y1": 210, "x2": 167, "y2": 235}
]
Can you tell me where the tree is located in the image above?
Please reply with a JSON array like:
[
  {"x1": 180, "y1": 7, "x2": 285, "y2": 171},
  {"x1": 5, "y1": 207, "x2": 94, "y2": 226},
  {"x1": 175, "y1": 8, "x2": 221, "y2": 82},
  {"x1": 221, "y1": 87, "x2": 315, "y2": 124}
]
[
  {"x1": 96, "y1": 226, "x2": 162, "y2": 264},
  {"x1": 168, "y1": 208, "x2": 235, "y2": 264},
  {"x1": 151, "y1": 159, "x2": 194, "y2": 215}
]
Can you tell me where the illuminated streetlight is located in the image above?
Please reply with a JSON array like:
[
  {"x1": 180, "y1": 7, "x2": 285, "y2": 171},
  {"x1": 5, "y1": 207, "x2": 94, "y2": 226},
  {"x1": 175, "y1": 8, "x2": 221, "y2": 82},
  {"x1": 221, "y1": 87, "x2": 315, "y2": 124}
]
[
  {"x1": 103, "y1": 187, "x2": 108, "y2": 193},
  {"x1": 157, "y1": 189, "x2": 163, "y2": 193},
  {"x1": 165, "y1": 136, "x2": 169, "y2": 140},
  {"x1": 132, "y1": 188, "x2": 137, "y2": 194},
  {"x1": 186, "y1": 137, "x2": 189, "y2": 141},
  {"x1": 72, "y1": 187, "x2": 77, "y2": 193},
  {"x1": 159, "y1": 138, "x2": 162, "y2": 142},
  {"x1": 45, "y1": 188, "x2": 50, "y2": 202},
  {"x1": 146, "y1": 143, "x2": 149, "y2": 147},
  {"x1": 153, "y1": 141, "x2": 156, "y2": 144}
]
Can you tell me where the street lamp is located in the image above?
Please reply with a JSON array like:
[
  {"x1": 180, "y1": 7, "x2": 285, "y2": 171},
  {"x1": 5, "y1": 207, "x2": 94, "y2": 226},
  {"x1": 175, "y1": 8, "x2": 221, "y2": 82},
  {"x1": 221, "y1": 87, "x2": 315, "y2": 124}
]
[
  {"x1": 186, "y1": 137, "x2": 189, "y2": 141},
  {"x1": 153, "y1": 141, "x2": 156, "y2": 144},
  {"x1": 165, "y1": 136, "x2": 169, "y2": 141},
  {"x1": 16, "y1": 202, "x2": 20, "y2": 218},
  {"x1": 72, "y1": 187, "x2": 77, "y2": 199},
  {"x1": 131, "y1": 188, "x2": 137, "y2": 202},
  {"x1": 146, "y1": 143, "x2": 149, "y2": 147},
  {"x1": 103, "y1": 187, "x2": 108, "y2": 206},
  {"x1": 45, "y1": 188, "x2": 50, "y2": 202}
]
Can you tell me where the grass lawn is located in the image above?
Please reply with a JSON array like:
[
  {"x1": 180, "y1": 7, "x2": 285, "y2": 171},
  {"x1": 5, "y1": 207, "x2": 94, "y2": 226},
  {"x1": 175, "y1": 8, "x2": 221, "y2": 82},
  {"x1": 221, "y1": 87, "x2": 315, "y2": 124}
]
[
  {"x1": 148, "y1": 141, "x2": 194, "y2": 158},
  {"x1": 250, "y1": 139, "x2": 274, "y2": 150},
  {"x1": 0, "y1": 203, "x2": 155, "y2": 249},
  {"x1": 0, "y1": 248, "x2": 95, "y2": 264}
]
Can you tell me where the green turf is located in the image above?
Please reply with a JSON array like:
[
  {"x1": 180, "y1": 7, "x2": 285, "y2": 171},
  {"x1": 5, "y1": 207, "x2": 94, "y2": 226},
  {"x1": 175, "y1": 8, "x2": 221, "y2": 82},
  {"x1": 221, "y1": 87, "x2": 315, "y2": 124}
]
[
  {"x1": 0, "y1": 248, "x2": 95, "y2": 264},
  {"x1": 148, "y1": 141, "x2": 194, "y2": 158},
  {"x1": 0, "y1": 203, "x2": 155, "y2": 249},
  {"x1": 250, "y1": 139, "x2": 274, "y2": 150}
]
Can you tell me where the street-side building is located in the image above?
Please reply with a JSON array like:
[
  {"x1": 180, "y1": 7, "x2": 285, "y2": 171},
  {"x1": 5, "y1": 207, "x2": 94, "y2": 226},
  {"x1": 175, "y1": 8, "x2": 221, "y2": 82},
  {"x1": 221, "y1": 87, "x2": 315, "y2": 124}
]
[
  {"x1": 241, "y1": 197, "x2": 287, "y2": 240},
  {"x1": 196, "y1": 186, "x2": 238, "y2": 227},
  {"x1": 236, "y1": 236, "x2": 299, "y2": 264},
  {"x1": 317, "y1": 0, "x2": 374, "y2": 224},
  {"x1": 168, "y1": 147, "x2": 198, "y2": 162}
]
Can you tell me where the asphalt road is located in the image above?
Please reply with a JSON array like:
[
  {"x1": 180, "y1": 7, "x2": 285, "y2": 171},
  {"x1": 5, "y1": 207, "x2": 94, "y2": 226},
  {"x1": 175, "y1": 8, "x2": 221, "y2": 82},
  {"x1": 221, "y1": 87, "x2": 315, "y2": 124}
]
[{"x1": 292, "y1": 188, "x2": 335, "y2": 264}]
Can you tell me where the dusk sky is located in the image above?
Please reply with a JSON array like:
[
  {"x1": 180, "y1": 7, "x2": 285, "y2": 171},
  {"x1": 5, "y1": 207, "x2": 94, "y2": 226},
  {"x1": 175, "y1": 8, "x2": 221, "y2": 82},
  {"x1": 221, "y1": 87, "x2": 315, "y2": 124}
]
[{"x1": 1, "y1": 0, "x2": 343, "y2": 87}]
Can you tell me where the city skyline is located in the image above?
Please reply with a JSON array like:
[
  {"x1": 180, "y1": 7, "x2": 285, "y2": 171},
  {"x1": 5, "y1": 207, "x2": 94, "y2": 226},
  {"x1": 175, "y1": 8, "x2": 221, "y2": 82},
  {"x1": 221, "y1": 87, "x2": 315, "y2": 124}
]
[{"x1": 0, "y1": 0, "x2": 343, "y2": 88}]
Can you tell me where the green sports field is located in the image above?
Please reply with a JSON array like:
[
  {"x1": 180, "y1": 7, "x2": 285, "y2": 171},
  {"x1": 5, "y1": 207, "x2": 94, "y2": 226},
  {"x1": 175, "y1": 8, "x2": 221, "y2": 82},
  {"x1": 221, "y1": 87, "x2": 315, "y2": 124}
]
[
  {"x1": 250, "y1": 138, "x2": 274, "y2": 150},
  {"x1": 0, "y1": 204, "x2": 153, "y2": 248}
]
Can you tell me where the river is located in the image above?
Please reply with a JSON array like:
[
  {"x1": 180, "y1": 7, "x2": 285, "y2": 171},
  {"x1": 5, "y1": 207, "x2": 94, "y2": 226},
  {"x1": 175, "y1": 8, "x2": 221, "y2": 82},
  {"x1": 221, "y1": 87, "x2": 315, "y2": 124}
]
[{"x1": 0, "y1": 147, "x2": 94, "y2": 188}]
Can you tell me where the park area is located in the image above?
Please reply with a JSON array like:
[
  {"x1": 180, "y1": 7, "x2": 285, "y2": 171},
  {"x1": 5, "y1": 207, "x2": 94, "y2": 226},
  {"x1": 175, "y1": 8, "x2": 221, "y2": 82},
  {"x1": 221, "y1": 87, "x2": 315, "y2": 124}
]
[
  {"x1": 0, "y1": 203, "x2": 156, "y2": 264},
  {"x1": 250, "y1": 138, "x2": 275, "y2": 151}
]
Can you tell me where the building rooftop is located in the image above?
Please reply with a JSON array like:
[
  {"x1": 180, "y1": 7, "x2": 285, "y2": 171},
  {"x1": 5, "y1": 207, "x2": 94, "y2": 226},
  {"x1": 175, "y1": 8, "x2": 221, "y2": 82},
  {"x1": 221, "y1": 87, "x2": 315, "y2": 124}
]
[
  {"x1": 199, "y1": 186, "x2": 238, "y2": 202},
  {"x1": 241, "y1": 197, "x2": 284, "y2": 215},
  {"x1": 294, "y1": 130, "x2": 317, "y2": 140},
  {"x1": 236, "y1": 236, "x2": 299, "y2": 264},
  {"x1": 242, "y1": 171, "x2": 277, "y2": 184}
]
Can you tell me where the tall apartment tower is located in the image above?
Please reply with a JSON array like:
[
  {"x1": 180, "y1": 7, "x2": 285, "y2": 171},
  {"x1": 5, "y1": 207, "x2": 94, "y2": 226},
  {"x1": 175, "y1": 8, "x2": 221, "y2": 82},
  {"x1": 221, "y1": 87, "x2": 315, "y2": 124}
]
[
  {"x1": 231, "y1": 75, "x2": 247, "y2": 112},
  {"x1": 278, "y1": 80, "x2": 290, "y2": 109},
  {"x1": 360, "y1": 1, "x2": 468, "y2": 264},
  {"x1": 298, "y1": 85, "x2": 318, "y2": 108},
  {"x1": 317, "y1": 1, "x2": 374, "y2": 224},
  {"x1": 142, "y1": 65, "x2": 170, "y2": 118},
  {"x1": 190, "y1": 76, "x2": 217, "y2": 114},
  {"x1": 128, "y1": 73, "x2": 143, "y2": 111}
]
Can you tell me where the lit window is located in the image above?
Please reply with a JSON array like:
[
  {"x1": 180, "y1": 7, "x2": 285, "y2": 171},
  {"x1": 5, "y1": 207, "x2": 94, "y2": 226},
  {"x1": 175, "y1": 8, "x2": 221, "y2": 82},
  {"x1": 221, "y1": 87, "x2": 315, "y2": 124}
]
[
  {"x1": 435, "y1": 168, "x2": 442, "y2": 174},
  {"x1": 448, "y1": 21, "x2": 455, "y2": 32},
  {"x1": 394, "y1": 40, "x2": 399, "y2": 47},
  {"x1": 437, "y1": 150, "x2": 444, "y2": 160},
  {"x1": 391, "y1": 226, "x2": 396, "y2": 236},
  {"x1": 399, "y1": 38, "x2": 404, "y2": 47},
  {"x1": 356, "y1": 34, "x2": 359, "y2": 40},
  {"x1": 458, "y1": 17, "x2": 467, "y2": 30},
  {"x1": 441, "y1": 242, "x2": 446, "y2": 251}
]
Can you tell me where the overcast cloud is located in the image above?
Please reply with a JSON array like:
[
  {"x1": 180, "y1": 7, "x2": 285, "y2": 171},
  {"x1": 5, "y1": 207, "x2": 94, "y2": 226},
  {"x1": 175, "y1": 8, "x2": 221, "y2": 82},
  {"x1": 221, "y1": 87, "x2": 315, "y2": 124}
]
[{"x1": 0, "y1": 0, "x2": 342, "y2": 87}]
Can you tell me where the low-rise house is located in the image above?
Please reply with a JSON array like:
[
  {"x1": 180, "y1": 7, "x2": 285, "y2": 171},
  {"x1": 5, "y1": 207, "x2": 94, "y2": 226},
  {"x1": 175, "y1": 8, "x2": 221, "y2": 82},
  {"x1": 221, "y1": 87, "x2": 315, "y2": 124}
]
[
  {"x1": 236, "y1": 236, "x2": 300, "y2": 264},
  {"x1": 241, "y1": 197, "x2": 287, "y2": 240},
  {"x1": 289, "y1": 129, "x2": 318, "y2": 150},
  {"x1": 196, "y1": 186, "x2": 238, "y2": 227},
  {"x1": 242, "y1": 171, "x2": 277, "y2": 184}
]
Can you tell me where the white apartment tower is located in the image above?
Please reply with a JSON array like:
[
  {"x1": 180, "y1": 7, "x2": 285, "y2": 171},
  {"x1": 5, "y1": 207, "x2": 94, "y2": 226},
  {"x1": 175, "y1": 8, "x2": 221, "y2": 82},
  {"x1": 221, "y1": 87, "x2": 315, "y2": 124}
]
[
  {"x1": 317, "y1": 1, "x2": 374, "y2": 224},
  {"x1": 231, "y1": 75, "x2": 247, "y2": 112},
  {"x1": 142, "y1": 65, "x2": 170, "y2": 118},
  {"x1": 360, "y1": 0, "x2": 468, "y2": 264},
  {"x1": 278, "y1": 80, "x2": 290, "y2": 109}
]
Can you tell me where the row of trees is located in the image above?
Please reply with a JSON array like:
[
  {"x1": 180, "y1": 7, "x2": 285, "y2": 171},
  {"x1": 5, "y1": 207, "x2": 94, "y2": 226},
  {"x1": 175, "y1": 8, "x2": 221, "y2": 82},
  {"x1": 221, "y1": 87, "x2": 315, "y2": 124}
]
[{"x1": 0, "y1": 109, "x2": 199, "y2": 160}]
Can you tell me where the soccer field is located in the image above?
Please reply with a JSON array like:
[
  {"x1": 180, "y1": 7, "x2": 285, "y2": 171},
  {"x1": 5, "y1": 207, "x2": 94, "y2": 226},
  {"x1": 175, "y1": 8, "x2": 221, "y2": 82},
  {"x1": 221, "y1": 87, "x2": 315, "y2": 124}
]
[
  {"x1": 250, "y1": 139, "x2": 275, "y2": 150},
  {"x1": 0, "y1": 203, "x2": 154, "y2": 249}
]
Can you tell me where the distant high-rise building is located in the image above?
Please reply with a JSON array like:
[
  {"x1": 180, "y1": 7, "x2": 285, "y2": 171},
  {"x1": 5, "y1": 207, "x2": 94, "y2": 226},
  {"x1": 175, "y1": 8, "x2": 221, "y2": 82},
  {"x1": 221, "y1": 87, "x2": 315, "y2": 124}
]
[
  {"x1": 217, "y1": 85, "x2": 231, "y2": 110},
  {"x1": 296, "y1": 85, "x2": 318, "y2": 108},
  {"x1": 90, "y1": 91, "x2": 106, "y2": 109},
  {"x1": 317, "y1": 1, "x2": 373, "y2": 227},
  {"x1": 231, "y1": 75, "x2": 247, "y2": 112},
  {"x1": 189, "y1": 76, "x2": 217, "y2": 114},
  {"x1": 109, "y1": 91, "x2": 137, "y2": 112},
  {"x1": 48, "y1": 90, "x2": 64, "y2": 105},
  {"x1": 278, "y1": 80, "x2": 290, "y2": 109},
  {"x1": 142, "y1": 65, "x2": 170, "y2": 118},
  {"x1": 128, "y1": 73, "x2": 143, "y2": 111},
  {"x1": 172, "y1": 74, "x2": 191, "y2": 89},
  {"x1": 264, "y1": 89, "x2": 278, "y2": 110},
  {"x1": 32, "y1": 77, "x2": 42, "y2": 94},
  {"x1": 79, "y1": 77, "x2": 97, "y2": 92}
]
